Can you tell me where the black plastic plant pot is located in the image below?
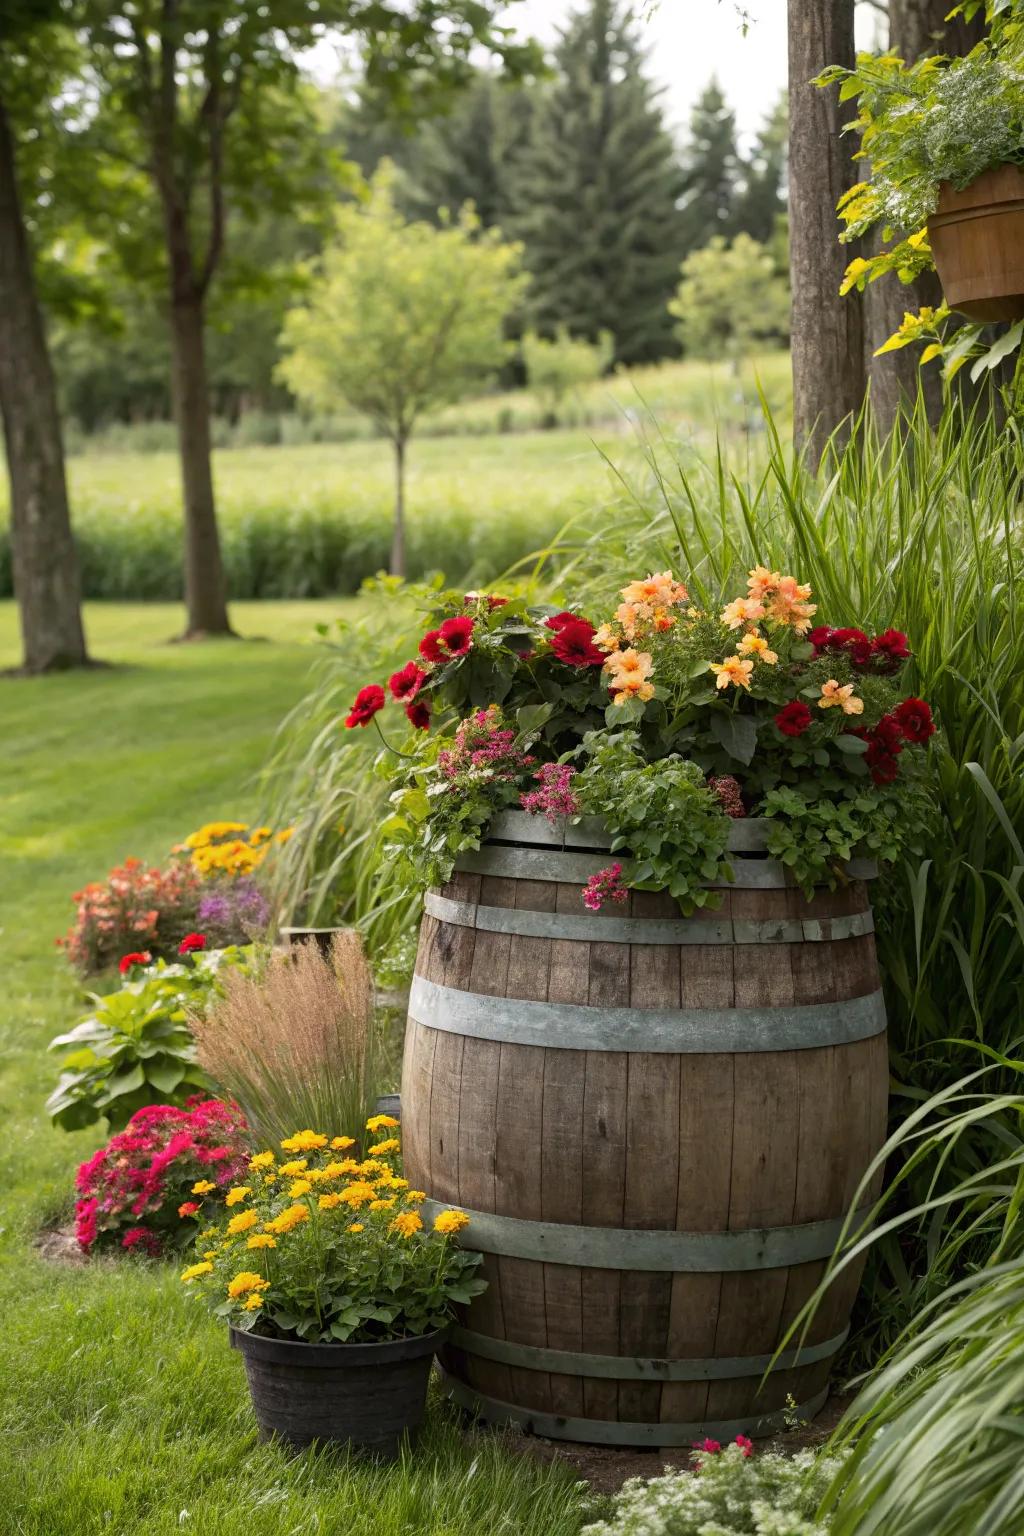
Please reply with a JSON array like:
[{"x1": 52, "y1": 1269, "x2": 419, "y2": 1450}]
[{"x1": 230, "y1": 1326, "x2": 445, "y2": 1457}]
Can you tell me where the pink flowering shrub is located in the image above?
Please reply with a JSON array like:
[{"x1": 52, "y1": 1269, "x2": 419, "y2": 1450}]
[
  {"x1": 437, "y1": 705, "x2": 536, "y2": 784},
  {"x1": 520, "y1": 763, "x2": 581, "y2": 822},
  {"x1": 74, "y1": 1097, "x2": 249, "y2": 1257},
  {"x1": 582, "y1": 863, "x2": 629, "y2": 912}
]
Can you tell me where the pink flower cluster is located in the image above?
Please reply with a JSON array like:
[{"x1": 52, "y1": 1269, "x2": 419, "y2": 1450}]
[
  {"x1": 437, "y1": 707, "x2": 536, "y2": 785},
  {"x1": 582, "y1": 863, "x2": 629, "y2": 912},
  {"x1": 694, "y1": 1433, "x2": 754, "y2": 1458},
  {"x1": 520, "y1": 764, "x2": 581, "y2": 823},
  {"x1": 74, "y1": 1098, "x2": 248, "y2": 1256},
  {"x1": 709, "y1": 775, "x2": 746, "y2": 819}
]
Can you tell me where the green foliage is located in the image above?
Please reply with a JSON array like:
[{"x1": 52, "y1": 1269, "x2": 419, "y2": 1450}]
[
  {"x1": 583, "y1": 1442, "x2": 845, "y2": 1536},
  {"x1": 522, "y1": 325, "x2": 614, "y2": 418},
  {"x1": 507, "y1": 0, "x2": 685, "y2": 364},
  {"x1": 762, "y1": 783, "x2": 930, "y2": 900},
  {"x1": 669, "y1": 232, "x2": 790, "y2": 358},
  {"x1": 678, "y1": 78, "x2": 742, "y2": 254},
  {"x1": 46, "y1": 948, "x2": 253, "y2": 1133},
  {"x1": 279, "y1": 166, "x2": 527, "y2": 445},
  {"x1": 574, "y1": 731, "x2": 732, "y2": 910}
]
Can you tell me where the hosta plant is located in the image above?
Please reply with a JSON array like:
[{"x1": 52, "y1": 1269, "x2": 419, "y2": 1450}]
[{"x1": 180, "y1": 1117, "x2": 485, "y2": 1343}]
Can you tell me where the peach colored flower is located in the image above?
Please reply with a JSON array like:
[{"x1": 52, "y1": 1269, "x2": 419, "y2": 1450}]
[
  {"x1": 709, "y1": 656, "x2": 754, "y2": 690},
  {"x1": 737, "y1": 632, "x2": 778, "y2": 664},
  {"x1": 747, "y1": 565, "x2": 781, "y2": 599},
  {"x1": 818, "y1": 679, "x2": 864, "y2": 715},
  {"x1": 721, "y1": 596, "x2": 766, "y2": 630}
]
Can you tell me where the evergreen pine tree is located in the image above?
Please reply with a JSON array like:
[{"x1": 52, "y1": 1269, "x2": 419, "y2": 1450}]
[
  {"x1": 678, "y1": 78, "x2": 741, "y2": 254},
  {"x1": 404, "y1": 73, "x2": 534, "y2": 228},
  {"x1": 507, "y1": 0, "x2": 685, "y2": 365}
]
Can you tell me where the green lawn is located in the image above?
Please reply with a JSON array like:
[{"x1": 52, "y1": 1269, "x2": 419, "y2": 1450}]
[{"x1": 0, "y1": 600, "x2": 587, "y2": 1535}]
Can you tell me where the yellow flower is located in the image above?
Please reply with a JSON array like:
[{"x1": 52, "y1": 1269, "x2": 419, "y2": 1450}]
[
  {"x1": 391, "y1": 1211, "x2": 424, "y2": 1238},
  {"x1": 263, "y1": 1203, "x2": 309, "y2": 1235},
  {"x1": 227, "y1": 1271, "x2": 270, "y2": 1298},
  {"x1": 720, "y1": 596, "x2": 765, "y2": 629},
  {"x1": 339, "y1": 1181, "x2": 377, "y2": 1209},
  {"x1": 278, "y1": 1160, "x2": 308, "y2": 1177},
  {"x1": 246, "y1": 1233, "x2": 277, "y2": 1250},
  {"x1": 818, "y1": 679, "x2": 864, "y2": 716},
  {"x1": 376, "y1": 1175, "x2": 408, "y2": 1192},
  {"x1": 367, "y1": 1138, "x2": 401, "y2": 1156},
  {"x1": 198, "y1": 1227, "x2": 217, "y2": 1240},
  {"x1": 433, "y1": 1209, "x2": 471, "y2": 1237},
  {"x1": 330, "y1": 1136, "x2": 356, "y2": 1150},
  {"x1": 370, "y1": 1198, "x2": 396, "y2": 1212},
  {"x1": 276, "y1": 827, "x2": 294, "y2": 844},
  {"x1": 279, "y1": 1131, "x2": 328, "y2": 1153},
  {"x1": 289, "y1": 1179, "x2": 313, "y2": 1198},
  {"x1": 347, "y1": 1223, "x2": 365, "y2": 1234},
  {"x1": 203, "y1": 1250, "x2": 217, "y2": 1260},
  {"x1": 191, "y1": 1180, "x2": 216, "y2": 1195},
  {"x1": 320, "y1": 1161, "x2": 350, "y2": 1180},
  {"x1": 318, "y1": 1192, "x2": 344, "y2": 1210},
  {"x1": 737, "y1": 632, "x2": 778, "y2": 665},
  {"x1": 180, "y1": 1261, "x2": 213, "y2": 1282},
  {"x1": 405, "y1": 1190, "x2": 427, "y2": 1205},
  {"x1": 364, "y1": 1115, "x2": 399, "y2": 1134},
  {"x1": 225, "y1": 1186, "x2": 251, "y2": 1206},
  {"x1": 354, "y1": 1160, "x2": 384, "y2": 1178},
  {"x1": 709, "y1": 656, "x2": 754, "y2": 691},
  {"x1": 243, "y1": 1294, "x2": 264, "y2": 1311},
  {"x1": 305, "y1": 1168, "x2": 328, "y2": 1184},
  {"x1": 227, "y1": 1210, "x2": 259, "y2": 1236},
  {"x1": 248, "y1": 1152, "x2": 275, "y2": 1171}
]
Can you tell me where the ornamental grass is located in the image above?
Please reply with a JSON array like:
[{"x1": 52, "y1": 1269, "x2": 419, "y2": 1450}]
[{"x1": 191, "y1": 931, "x2": 376, "y2": 1149}]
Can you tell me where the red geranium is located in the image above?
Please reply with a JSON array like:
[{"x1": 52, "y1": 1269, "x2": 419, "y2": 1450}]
[
  {"x1": 119, "y1": 951, "x2": 152, "y2": 974},
  {"x1": 775, "y1": 700, "x2": 813, "y2": 737},
  {"x1": 549, "y1": 617, "x2": 605, "y2": 667},
  {"x1": 865, "y1": 746, "x2": 901, "y2": 784},
  {"x1": 405, "y1": 700, "x2": 431, "y2": 731},
  {"x1": 828, "y1": 627, "x2": 873, "y2": 665},
  {"x1": 544, "y1": 611, "x2": 581, "y2": 631},
  {"x1": 419, "y1": 630, "x2": 447, "y2": 664},
  {"x1": 177, "y1": 1201, "x2": 201, "y2": 1217},
  {"x1": 872, "y1": 629, "x2": 910, "y2": 669},
  {"x1": 438, "y1": 615, "x2": 475, "y2": 656},
  {"x1": 807, "y1": 626, "x2": 833, "y2": 653},
  {"x1": 178, "y1": 932, "x2": 206, "y2": 955},
  {"x1": 345, "y1": 683, "x2": 386, "y2": 728},
  {"x1": 388, "y1": 662, "x2": 426, "y2": 702},
  {"x1": 894, "y1": 696, "x2": 935, "y2": 743}
]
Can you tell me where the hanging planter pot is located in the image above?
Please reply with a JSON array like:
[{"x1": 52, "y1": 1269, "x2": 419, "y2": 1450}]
[{"x1": 929, "y1": 165, "x2": 1024, "y2": 322}]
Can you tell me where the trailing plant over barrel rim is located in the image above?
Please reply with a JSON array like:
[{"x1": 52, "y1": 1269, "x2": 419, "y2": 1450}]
[{"x1": 343, "y1": 570, "x2": 936, "y2": 906}]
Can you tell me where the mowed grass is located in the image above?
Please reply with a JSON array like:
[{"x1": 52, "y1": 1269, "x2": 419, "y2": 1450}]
[{"x1": 0, "y1": 601, "x2": 588, "y2": 1536}]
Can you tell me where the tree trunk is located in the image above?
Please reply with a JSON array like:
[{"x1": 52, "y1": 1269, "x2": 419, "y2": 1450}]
[
  {"x1": 391, "y1": 435, "x2": 407, "y2": 577},
  {"x1": 787, "y1": 0, "x2": 865, "y2": 461},
  {"x1": 0, "y1": 94, "x2": 89, "y2": 673},
  {"x1": 865, "y1": 0, "x2": 988, "y2": 433}
]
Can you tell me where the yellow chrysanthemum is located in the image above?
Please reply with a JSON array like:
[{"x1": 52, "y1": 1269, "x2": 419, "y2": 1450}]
[
  {"x1": 433, "y1": 1209, "x2": 471, "y2": 1236},
  {"x1": 347, "y1": 1223, "x2": 364, "y2": 1234},
  {"x1": 391, "y1": 1211, "x2": 424, "y2": 1238},
  {"x1": 227, "y1": 1271, "x2": 270, "y2": 1299},
  {"x1": 248, "y1": 1152, "x2": 275, "y2": 1171},
  {"x1": 243, "y1": 1294, "x2": 264, "y2": 1311},
  {"x1": 225, "y1": 1186, "x2": 251, "y2": 1206},
  {"x1": 288, "y1": 1179, "x2": 313, "y2": 1198},
  {"x1": 203, "y1": 1250, "x2": 217, "y2": 1260},
  {"x1": 330, "y1": 1136, "x2": 356, "y2": 1150},
  {"x1": 278, "y1": 1160, "x2": 308, "y2": 1177},
  {"x1": 318, "y1": 1193, "x2": 343, "y2": 1210},
  {"x1": 364, "y1": 1114, "x2": 399, "y2": 1134},
  {"x1": 367, "y1": 1138, "x2": 401, "y2": 1156},
  {"x1": 405, "y1": 1190, "x2": 427, "y2": 1205},
  {"x1": 263, "y1": 1203, "x2": 309, "y2": 1235},
  {"x1": 180, "y1": 1261, "x2": 213, "y2": 1282},
  {"x1": 369, "y1": 1198, "x2": 396, "y2": 1212},
  {"x1": 191, "y1": 1180, "x2": 216, "y2": 1195},
  {"x1": 227, "y1": 1210, "x2": 259, "y2": 1235},
  {"x1": 338, "y1": 1181, "x2": 377, "y2": 1209},
  {"x1": 280, "y1": 1130, "x2": 328, "y2": 1153},
  {"x1": 246, "y1": 1233, "x2": 277, "y2": 1250}
]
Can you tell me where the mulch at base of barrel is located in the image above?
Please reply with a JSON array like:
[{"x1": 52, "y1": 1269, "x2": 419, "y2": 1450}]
[{"x1": 464, "y1": 1394, "x2": 850, "y2": 1496}]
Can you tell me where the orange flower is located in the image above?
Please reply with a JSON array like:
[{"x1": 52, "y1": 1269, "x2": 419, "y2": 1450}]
[
  {"x1": 709, "y1": 656, "x2": 754, "y2": 690},
  {"x1": 737, "y1": 632, "x2": 778, "y2": 665},
  {"x1": 818, "y1": 679, "x2": 864, "y2": 715},
  {"x1": 721, "y1": 596, "x2": 765, "y2": 630}
]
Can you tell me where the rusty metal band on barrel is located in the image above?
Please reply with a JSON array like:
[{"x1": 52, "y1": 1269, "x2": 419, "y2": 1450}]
[
  {"x1": 408, "y1": 975, "x2": 887, "y2": 1054},
  {"x1": 439, "y1": 1371, "x2": 832, "y2": 1446},
  {"x1": 424, "y1": 891, "x2": 875, "y2": 946},
  {"x1": 445, "y1": 1324, "x2": 849, "y2": 1380},
  {"x1": 453, "y1": 843, "x2": 879, "y2": 887}
]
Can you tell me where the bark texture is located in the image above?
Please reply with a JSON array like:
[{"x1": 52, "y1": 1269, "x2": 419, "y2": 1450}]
[
  {"x1": 864, "y1": 0, "x2": 987, "y2": 432},
  {"x1": 788, "y1": 0, "x2": 865, "y2": 461},
  {"x1": 0, "y1": 93, "x2": 88, "y2": 673}
]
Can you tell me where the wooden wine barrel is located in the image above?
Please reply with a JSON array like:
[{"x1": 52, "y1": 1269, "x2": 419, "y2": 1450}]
[
  {"x1": 401, "y1": 811, "x2": 888, "y2": 1447},
  {"x1": 930, "y1": 165, "x2": 1024, "y2": 322}
]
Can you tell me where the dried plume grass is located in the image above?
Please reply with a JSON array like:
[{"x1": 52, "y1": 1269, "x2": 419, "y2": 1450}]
[{"x1": 193, "y1": 931, "x2": 376, "y2": 1147}]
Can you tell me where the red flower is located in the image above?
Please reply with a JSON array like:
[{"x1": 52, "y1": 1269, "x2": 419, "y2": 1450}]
[
  {"x1": 344, "y1": 683, "x2": 386, "y2": 729},
  {"x1": 865, "y1": 746, "x2": 901, "y2": 785},
  {"x1": 405, "y1": 700, "x2": 431, "y2": 731},
  {"x1": 464, "y1": 592, "x2": 507, "y2": 609},
  {"x1": 178, "y1": 932, "x2": 206, "y2": 955},
  {"x1": 894, "y1": 696, "x2": 935, "y2": 743},
  {"x1": 419, "y1": 629, "x2": 447, "y2": 664},
  {"x1": 121, "y1": 1226, "x2": 162, "y2": 1257},
  {"x1": 119, "y1": 950, "x2": 152, "y2": 974},
  {"x1": 872, "y1": 629, "x2": 910, "y2": 669},
  {"x1": 438, "y1": 616, "x2": 475, "y2": 656},
  {"x1": 388, "y1": 662, "x2": 426, "y2": 702},
  {"x1": 807, "y1": 625, "x2": 833, "y2": 653},
  {"x1": 829, "y1": 627, "x2": 872, "y2": 665},
  {"x1": 177, "y1": 1201, "x2": 200, "y2": 1217},
  {"x1": 544, "y1": 611, "x2": 580, "y2": 631},
  {"x1": 694, "y1": 1438, "x2": 721, "y2": 1454},
  {"x1": 871, "y1": 714, "x2": 905, "y2": 752},
  {"x1": 549, "y1": 617, "x2": 605, "y2": 667},
  {"x1": 775, "y1": 700, "x2": 813, "y2": 737},
  {"x1": 735, "y1": 1434, "x2": 754, "y2": 1458}
]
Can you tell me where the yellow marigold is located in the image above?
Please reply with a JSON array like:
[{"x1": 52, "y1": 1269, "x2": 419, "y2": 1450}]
[
  {"x1": 225, "y1": 1186, "x2": 251, "y2": 1206},
  {"x1": 391, "y1": 1211, "x2": 424, "y2": 1238},
  {"x1": 248, "y1": 1152, "x2": 275, "y2": 1171},
  {"x1": 369, "y1": 1198, "x2": 396, "y2": 1212},
  {"x1": 375, "y1": 1174, "x2": 408, "y2": 1191},
  {"x1": 354, "y1": 1160, "x2": 384, "y2": 1178},
  {"x1": 347, "y1": 1223, "x2": 364, "y2": 1234},
  {"x1": 243, "y1": 1294, "x2": 264, "y2": 1311},
  {"x1": 365, "y1": 1114, "x2": 399, "y2": 1134},
  {"x1": 276, "y1": 828, "x2": 294, "y2": 844},
  {"x1": 320, "y1": 1162, "x2": 349, "y2": 1180},
  {"x1": 288, "y1": 1179, "x2": 313, "y2": 1198},
  {"x1": 202, "y1": 1250, "x2": 217, "y2": 1260},
  {"x1": 191, "y1": 1180, "x2": 216, "y2": 1195},
  {"x1": 318, "y1": 1193, "x2": 344, "y2": 1210},
  {"x1": 280, "y1": 1130, "x2": 328, "y2": 1153},
  {"x1": 367, "y1": 1138, "x2": 401, "y2": 1156},
  {"x1": 246, "y1": 1233, "x2": 277, "y2": 1250},
  {"x1": 433, "y1": 1209, "x2": 471, "y2": 1237},
  {"x1": 339, "y1": 1181, "x2": 377, "y2": 1209},
  {"x1": 709, "y1": 656, "x2": 754, "y2": 691},
  {"x1": 248, "y1": 827, "x2": 273, "y2": 847},
  {"x1": 818, "y1": 679, "x2": 864, "y2": 716},
  {"x1": 330, "y1": 1136, "x2": 356, "y2": 1150},
  {"x1": 181, "y1": 1261, "x2": 213, "y2": 1282},
  {"x1": 227, "y1": 1210, "x2": 260, "y2": 1236},
  {"x1": 278, "y1": 1160, "x2": 308, "y2": 1177},
  {"x1": 227, "y1": 1271, "x2": 270, "y2": 1298},
  {"x1": 405, "y1": 1190, "x2": 427, "y2": 1205},
  {"x1": 198, "y1": 1227, "x2": 217, "y2": 1240},
  {"x1": 263, "y1": 1204, "x2": 309, "y2": 1235},
  {"x1": 305, "y1": 1168, "x2": 328, "y2": 1184}
]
